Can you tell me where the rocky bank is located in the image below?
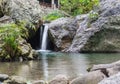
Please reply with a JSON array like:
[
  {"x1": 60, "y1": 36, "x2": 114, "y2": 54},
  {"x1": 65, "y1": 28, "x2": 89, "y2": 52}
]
[{"x1": 49, "y1": 0, "x2": 120, "y2": 52}]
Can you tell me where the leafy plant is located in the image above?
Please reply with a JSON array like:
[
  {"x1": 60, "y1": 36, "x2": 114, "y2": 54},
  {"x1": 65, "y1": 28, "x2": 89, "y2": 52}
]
[
  {"x1": 43, "y1": 11, "x2": 64, "y2": 21},
  {"x1": 60, "y1": 0, "x2": 99, "y2": 16},
  {"x1": 0, "y1": 22, "x2": 28, "y2": 59},
  {"x1": 89, "y1": 11, "x2": 99, "y2": 22}
]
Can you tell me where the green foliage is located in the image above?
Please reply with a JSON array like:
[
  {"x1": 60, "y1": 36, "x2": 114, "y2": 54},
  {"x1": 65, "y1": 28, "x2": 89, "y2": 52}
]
[
  {"x1": 43, "y1": 11, "x2": 64, "y2": 21},
  {"x1": 0, "y1": 22, "x2": 28, "y2": 58},
  {"x1": 89, "y1": 11, "x2": 99, "y2": 19},
  {"x1": 60, "y1": 0, "x2": 99, "y2": 16},
  {"x1": 87, "y1": 11, "x2": 99, "y2": 28},
  {"x1": 88, "y1": 11, "x2": 99, "y2": 23}
]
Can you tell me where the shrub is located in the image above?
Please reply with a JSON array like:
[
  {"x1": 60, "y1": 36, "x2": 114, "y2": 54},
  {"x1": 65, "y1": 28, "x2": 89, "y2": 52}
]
[
  {"x1": 60, "y1": 0, "x2": 99, "y2": 16},
  {"x1": 43, "y1": 10, "x2": 64, "y2": 21},
  {"x1": 0, "y1": 22, "x2": 28, "y2": 59}
]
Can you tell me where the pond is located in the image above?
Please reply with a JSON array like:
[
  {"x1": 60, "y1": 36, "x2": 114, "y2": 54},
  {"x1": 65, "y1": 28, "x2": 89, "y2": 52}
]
[{"x1": 0, "y1": 52, "x2": 120, "y2": 81}]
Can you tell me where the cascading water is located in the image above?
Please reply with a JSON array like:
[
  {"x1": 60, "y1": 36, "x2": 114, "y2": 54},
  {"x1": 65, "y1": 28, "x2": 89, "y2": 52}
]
[{"x1": 40, "y1": 24, "x2": 49, "y2": 50}]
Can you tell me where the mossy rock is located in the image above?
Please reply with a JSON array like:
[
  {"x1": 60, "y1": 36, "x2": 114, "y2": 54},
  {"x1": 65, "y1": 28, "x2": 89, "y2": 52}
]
[{"x1": 0, "y1": 22, "x2": 33, "y2": 61}]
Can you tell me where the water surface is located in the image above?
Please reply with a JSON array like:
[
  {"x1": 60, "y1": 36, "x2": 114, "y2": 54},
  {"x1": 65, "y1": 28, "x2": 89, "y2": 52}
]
[{"x1": 0, "y1": 52, "x2": 120, "y2": 81}]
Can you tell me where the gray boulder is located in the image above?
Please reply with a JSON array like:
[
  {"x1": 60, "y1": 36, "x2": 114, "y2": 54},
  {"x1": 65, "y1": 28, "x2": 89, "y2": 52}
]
[
  {"x1": 90, "y1": 60, "x2": 120, "y2": 77},
  {"x1": 91, "y1": 60, "x2": 120, "y2": 71},
  {"x1": 70, "y1": 70, "x2": 106, "y2": 84},
  {"x1": 3, "y1": 76, "x2": 27, "y2": 84},
  {"x1": 66, "y1": 0, "x2": 120, "y2": 52},
  {"x1": 48, "y1": 0, "x2": 120, "y2": 52},
  {"x1": 98, "y1": 72, "x2": 120, "y2": 84},
  {"x1": 48, "y1": 15, "x2": 86, "y2": 51},
  {"x1": 32, "y1": 80, "x2": 46, "y2": 84},
  {"x1": 49, "y1": 74, "x2": 69, "y2": 84},
  {"x1": 0, "y1": 74, "x2": 9, "y2": 82},
  {"x1": 0, "y1": 0, "x2": 42, "y2": 23}
]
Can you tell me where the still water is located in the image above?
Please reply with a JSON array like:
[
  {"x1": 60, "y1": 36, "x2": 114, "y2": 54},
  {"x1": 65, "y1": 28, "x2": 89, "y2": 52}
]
[{"x1": 0, "y1": 52, "x2": 120, "y2": 81}]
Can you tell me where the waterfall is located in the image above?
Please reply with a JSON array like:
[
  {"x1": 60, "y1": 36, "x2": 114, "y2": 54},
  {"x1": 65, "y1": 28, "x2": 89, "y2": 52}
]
[{"x1": 40, "y1": 24, "x2": 49, "y2": 50}]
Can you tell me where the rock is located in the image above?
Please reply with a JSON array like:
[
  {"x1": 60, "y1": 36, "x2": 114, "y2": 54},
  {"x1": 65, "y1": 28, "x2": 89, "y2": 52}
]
[
  {"x1": 0, "y1": 22, "x2": 33, "y2": 61},
  {"x1": 107, "y1": 66, "x2": 120, "y2": 76},
  {"x1": 91, "y1": 60, "x2": 120, "y2": 71},
  {"x1": 32, "y1": 80, "x2": 46, "y2": 84},
  {"x1": 90, "y1": 60, "x2": 120, "y2": 77},
  {"x1": 0, "y1": 0, "x2": 42, "y2": 23},
  {"x1": 49, "y1": 75, "x2": 69, "y2": 84},
  {"x1": 66, "y1": 0, "x2": 120, "y2": 52},
  {"x1": 98, "y1": 72, "x2": 120, "y2": 84},
  {"x1": 18, "y1": 38, "x2": 32, "y2": 56},
  {"x1": 70, "y1": 70, "x2": 106, "y2": 84},
  {"x1": 48, "y1": 16, "x2": 83, "y2": 51},
  {"x1": 3, "y1": 76, "x2": 27, "y2": 84},
  {"x1": 0, "y1": 15, "x2": 13, "y2": 25},
  {"x1": 32, "y1": 50, "x2": 39, "y2": 59},
  {"x1": 0, "y1": 74, "x2": 9, "y2": 82}
]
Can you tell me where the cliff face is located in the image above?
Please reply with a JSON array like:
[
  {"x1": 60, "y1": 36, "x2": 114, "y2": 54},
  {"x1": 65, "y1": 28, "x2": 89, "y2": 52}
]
[{"x1": 49, "y1": 0, "x2": 120, "y2": 52}]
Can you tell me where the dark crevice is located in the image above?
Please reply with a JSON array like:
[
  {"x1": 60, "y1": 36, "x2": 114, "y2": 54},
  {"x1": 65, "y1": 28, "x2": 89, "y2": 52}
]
[
  {"x1": 27, "y1": 25, "x2": 55, "y2": 50},
  {"x1": 93, "y1": 68, "x2": 109, "y2": 77},
  {"x1": 100, "y1": 68, "x2": 109, "y2": 77}
]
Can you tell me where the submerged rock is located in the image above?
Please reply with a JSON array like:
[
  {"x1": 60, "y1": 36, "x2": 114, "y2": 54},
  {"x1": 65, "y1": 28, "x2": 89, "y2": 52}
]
[{"x1": 49, "y1": 75, "x2": 69, "y2": 84}]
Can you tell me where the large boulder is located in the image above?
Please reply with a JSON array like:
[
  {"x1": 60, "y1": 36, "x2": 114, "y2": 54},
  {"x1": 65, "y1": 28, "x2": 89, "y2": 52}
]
[
  {"x1": 0, "y1": 22, "x2": 37, "y2": 61},
  {"x1": 49, "y1": 75, "x2": 69, "y2": 84},
  {"x1": 98, "y1": 72, "x2": 120, "y2": 84},
  {"x1": 70, "y1": 70, "x2": 106, "y2": 84},
  {"x1": 48, "y1": 0, "x2": 120, "y2": 52},
  {"x1": 0, "y1": 0, "x2": 43, "y2": 23},
  {"x1": 3, "y1": 76, "x2": 27, "y2": 84},
  {"x1": 90, "y1": 60, "x2": 120, "y2": 77},
  {"x1": 66, "y1": 0, "x2": 120, "y2": 52},
  {"x1": 32, "y1": 80, "x2": 46, "y2": 84},
  {"x1": 91, "y1": 60, "x2": 120, "y2": 71},
  {"x1": 0, "y1": 74, "x2": 9, "y2": 82},
  {"x1": 48, "y1": 15, "x2": 86, "y2": 51}
]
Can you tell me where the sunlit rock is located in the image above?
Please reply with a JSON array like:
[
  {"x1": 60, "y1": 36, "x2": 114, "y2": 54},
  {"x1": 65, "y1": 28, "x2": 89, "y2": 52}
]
[
  {"x1": 98, "y1": 72, "x2": 120, "y2": 84},
  {"x1": 70, "y1": 70, "x2": 106, "y2": 84},
  {"x1": 0, "y1": 74, "x2": 9, "y2": 82},
  {"x1": 32, "y1": 80, "x2": 46, "y2": 84},
  {"x1": 3, "y1": 76, "x2": 27, "y2": 84},
  {"x1": 49, "y1": 74, "x2": 69, "y2": 84}
]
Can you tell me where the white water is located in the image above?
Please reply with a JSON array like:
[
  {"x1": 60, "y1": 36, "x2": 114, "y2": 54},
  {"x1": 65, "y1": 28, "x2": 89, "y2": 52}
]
[
  {"x1": 41, "y1": 24, "x2": 49, "y2": 50},
  {"x1": 39, "y1": 24, "x2": 49, "y2": 81}
]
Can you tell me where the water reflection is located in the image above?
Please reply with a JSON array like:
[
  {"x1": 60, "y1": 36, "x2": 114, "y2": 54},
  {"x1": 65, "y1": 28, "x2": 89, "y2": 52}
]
[
  {"x1": 41, "y1": 53, "x2": 48, "y2": 81},
  {"x1": 0, "y1": 52, "x2": 120, "y2": 81}
]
